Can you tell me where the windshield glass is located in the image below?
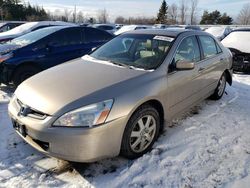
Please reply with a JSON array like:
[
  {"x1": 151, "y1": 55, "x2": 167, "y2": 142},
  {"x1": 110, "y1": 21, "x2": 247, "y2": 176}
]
[
  {"x1": 2, "y1": 22, "x2": 38, "y2": 35},
  {"x1": 206, "y1": 27, "x2": 225, "y2": 37},
  {"x1": 8, "y1": 26, "x2": 62, "y2": 46},
  {"x1": 90, "y1": 34, "x2": 174, "y2": 70}
]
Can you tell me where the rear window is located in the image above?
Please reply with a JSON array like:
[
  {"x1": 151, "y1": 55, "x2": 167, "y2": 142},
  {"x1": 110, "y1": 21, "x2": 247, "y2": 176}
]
[{"x1": 98, "y1": 25, "x2": 114, "y2": 30}]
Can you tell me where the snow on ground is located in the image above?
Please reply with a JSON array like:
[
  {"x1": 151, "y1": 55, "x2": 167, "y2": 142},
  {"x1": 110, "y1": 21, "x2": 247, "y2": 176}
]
[{"x1": 1, "y1": 74, "x2": 250, "y2": 188}]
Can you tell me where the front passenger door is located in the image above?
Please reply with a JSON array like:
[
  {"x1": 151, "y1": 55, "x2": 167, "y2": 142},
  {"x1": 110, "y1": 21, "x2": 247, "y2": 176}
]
[{"x1": 166, "y1": 35, "x2": 205, "y2": 118}]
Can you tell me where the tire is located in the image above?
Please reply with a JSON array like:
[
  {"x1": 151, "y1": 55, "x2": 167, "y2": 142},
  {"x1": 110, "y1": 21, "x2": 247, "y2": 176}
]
[
  {"x1": 210, "y1": 73, "x2": 227, "y2": 100},
  {"x1": 120, "y1": 105, "x2": 160, "y2": 159},
  {"x1": 12, "y1": 65, "x2": 40, "y2": 87}
]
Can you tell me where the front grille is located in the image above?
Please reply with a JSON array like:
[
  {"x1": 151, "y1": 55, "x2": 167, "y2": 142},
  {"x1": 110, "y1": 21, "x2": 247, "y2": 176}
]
[{"x1": 15, "y1": 98, "x2": 47, "y2": 120}]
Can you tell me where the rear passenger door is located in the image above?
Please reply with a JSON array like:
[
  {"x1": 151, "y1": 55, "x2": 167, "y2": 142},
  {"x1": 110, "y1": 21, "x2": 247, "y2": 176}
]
[
  {"x1": 82, "y1": 27, "x2": 113, "y2": 53},
  {"x1": 197, "y1": 35, "x2": 225, "y2": 93}
]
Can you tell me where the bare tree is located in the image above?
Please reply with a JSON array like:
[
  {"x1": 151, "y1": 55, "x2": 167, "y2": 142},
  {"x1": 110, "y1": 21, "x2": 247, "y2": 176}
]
[
  {"x1": 98, "y1": 8, "x2": 109, "y2": 23},
  {"x1": 237, "y1": 3, "x2": 250, "y2": 25},
  {"x1": 64, "y1": 8, "x2": 71, "y2": 22},
  {"x1": 115, "y1": 16, "x2": 125, "y2": 24},
  {"x1": 179, "y1": 0, "x2": 188, "y2": 24},
  {"x1": 190, "y1": 0, "x2": 198, "y2": 24},
  {"x1": 77, "y1": 11, "x2": 85, "y2": 23},
  {"x1": 169, "y1": 3, "x2": 178, "y2": 24}
]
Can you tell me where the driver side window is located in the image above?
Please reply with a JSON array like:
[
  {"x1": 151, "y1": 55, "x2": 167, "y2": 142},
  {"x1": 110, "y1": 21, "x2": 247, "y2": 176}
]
[{"x1": 174, "y1": 36, "x2": 200, "y2": 64}]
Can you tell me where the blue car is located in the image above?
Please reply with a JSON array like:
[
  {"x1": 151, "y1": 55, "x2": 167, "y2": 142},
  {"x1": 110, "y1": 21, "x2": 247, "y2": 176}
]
[{"x1": 0, "y1": 26, "x2": 113, "y2": 86}]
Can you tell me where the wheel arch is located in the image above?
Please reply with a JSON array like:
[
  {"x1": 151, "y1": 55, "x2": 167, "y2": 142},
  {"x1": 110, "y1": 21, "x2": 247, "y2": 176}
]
[
  {"x1": 224, "y1": 69, "x2": 232, "y2": 86},
  {"x1": 10, "y1": 61, "x2": 42, "y2": 81},
  {"x1": 127, "y1": 99, "x2": 165, "y2": 132}
]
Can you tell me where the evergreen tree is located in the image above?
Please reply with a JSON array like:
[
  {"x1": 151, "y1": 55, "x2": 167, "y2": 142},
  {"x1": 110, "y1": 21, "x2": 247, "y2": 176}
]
[
  {"x1": 0, "y1": 0, "x2": 48, "y2": 21},
  {"x1": 218, "y1": 13, "x2": 233, "y2": 25},
  {"x1": 156, "y1": 0, "x2": 168, "y2": 24},
  {"x1": 200, "y1": 10, "x2": 233, "y2": 25}
]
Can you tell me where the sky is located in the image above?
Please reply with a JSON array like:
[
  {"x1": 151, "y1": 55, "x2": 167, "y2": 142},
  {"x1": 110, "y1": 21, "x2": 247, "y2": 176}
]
[{"x1": 26, "y1": 0, "x2": 249, "y2": 22}]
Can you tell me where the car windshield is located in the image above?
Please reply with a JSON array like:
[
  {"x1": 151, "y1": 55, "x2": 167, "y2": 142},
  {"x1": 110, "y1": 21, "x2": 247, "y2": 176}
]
[
  {"x1": 90, "y1": 34, "x2": 174, "y2": 70},
  {"x1": 206, "y1": 27, "x2": 225, "y2": 37},
  {"x1": 8, "y1": 26, "x2": 62, "y2": 46}
]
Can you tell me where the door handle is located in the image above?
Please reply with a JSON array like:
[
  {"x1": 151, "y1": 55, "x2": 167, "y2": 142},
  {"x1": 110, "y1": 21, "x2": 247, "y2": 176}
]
[{"x1": 198, "y1": 67, "x2": 205, "y2": 72}]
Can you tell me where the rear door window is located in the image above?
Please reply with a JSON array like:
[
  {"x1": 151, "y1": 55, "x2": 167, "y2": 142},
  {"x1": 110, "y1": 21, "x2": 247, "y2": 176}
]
[
  {"x1": 84, "y1": 28, "x2": 112, "y2": 43},
  {"x1": 199, "y1": 36, "x2": 218, "y2": 58}
]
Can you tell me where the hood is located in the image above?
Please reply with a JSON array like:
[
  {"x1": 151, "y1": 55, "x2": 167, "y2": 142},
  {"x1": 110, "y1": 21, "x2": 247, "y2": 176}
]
[
  {"x1": 0, "y1": 44, "x2": 21, "y2": 55},
  {"x1": 222, "y1": 31, "x2": 250, "y2": 54},
  {"x1": 15, "y1": 56, "x2": 147, "y2": 115},
  {"x1": 0, "y1": 33, "x2": 19, "y2": 41}
]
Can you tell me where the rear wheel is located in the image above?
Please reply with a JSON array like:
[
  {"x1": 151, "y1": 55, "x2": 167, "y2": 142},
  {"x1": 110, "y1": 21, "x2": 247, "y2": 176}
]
[
  {"x1": 120, "y1": 105, "x2": 160, "y2": 159},
  {"x1": 210, "y1": 73, "x2": 227, "y2": 100},
  {"x1": 12, "y1": 65, "x2": 40, "y2": 87}
]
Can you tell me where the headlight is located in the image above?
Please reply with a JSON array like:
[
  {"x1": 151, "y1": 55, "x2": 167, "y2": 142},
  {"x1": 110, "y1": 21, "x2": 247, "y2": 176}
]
[
  {"x1": 53, "y1": 99, "x2": 113, "y2": 127},
  {"x1": 0, "y1": 53, "x2": 13, "y2": 63}
]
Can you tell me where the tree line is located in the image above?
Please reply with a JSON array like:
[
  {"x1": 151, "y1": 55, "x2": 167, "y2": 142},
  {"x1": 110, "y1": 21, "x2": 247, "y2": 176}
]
[
  {"x1": 0, "y1": 0, "x2": 48, "y2": 21},
  {"x1": 0, "y1": 0, "x2": 250, "y2": 25}
]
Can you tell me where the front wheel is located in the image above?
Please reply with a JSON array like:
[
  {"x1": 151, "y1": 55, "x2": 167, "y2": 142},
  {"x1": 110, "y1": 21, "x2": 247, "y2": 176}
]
[
  {"x1": 210, "y1": 73, "x2": 227, "y2": 100},
  {"x1": 120, "y1": 105, "x2": 160, "y2": 159}
]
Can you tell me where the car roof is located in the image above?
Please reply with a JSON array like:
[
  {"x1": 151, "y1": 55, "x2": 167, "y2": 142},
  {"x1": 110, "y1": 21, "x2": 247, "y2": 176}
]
[
  {"x1": 232, "y1": 28, "x2": 250, "y2": 32},
  {"x1": 125, "y1": 29, "x2": 203, "y2": 37}
]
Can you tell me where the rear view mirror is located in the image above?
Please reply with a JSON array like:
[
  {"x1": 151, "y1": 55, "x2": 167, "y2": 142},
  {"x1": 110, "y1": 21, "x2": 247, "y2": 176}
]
[{"x1": 176, "y1": 60, "x2": 195, "y2": 70}]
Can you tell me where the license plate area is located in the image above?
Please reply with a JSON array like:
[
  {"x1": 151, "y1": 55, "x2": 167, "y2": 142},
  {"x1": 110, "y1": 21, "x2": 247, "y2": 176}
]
[{"x1": 12, "y1": 119, "x2": 27, "y2": 137}]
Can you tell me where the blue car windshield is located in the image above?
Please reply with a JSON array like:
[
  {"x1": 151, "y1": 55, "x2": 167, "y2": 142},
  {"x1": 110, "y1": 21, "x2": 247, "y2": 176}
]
[
  {"x1": 8, "y1": 26, "x2": 63, "y2": 46},
  {"x1": 90, "y1": 34, "x2": 174, "y2": 70}
]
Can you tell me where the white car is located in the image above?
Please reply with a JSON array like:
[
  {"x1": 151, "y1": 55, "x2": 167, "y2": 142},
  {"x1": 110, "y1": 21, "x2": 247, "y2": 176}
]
[
  {"x1": 115, "y1": 25, "x2": 151, "y2": 35},
  {"x1": 222, "y1": 28, "x2": 250, "y2": 72},
  {"x1": 0, "y1": 21, "x2": 76, "y2": 43},
  {"x1": 205, "y1": 26, "x2": 231, "y2": 41}
]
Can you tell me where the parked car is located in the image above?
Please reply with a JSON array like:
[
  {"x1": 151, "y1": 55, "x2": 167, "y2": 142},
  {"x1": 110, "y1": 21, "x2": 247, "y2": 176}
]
[
  {"x1": 0, "y1": 26, "x2": 113, "y2": 86},
  {"x1": 115, "y1": 24, "x2": 124, "y2": 30},
  {"x1": 153, "y1": 24, "x2": 168, "y2": 29},
  {"x1": 222, "y1": 28, "x2": 250, "y2": 72},
  {"x1": 0, "y1": 21, "x2": 25, "y2": 33},
  {"x1": 184, "y1": 25, "x2": 201, "y2": 31},
  {"x1": 115, "y1": 25, "x2": 151, "y2": 35},
  {"x1": 205, "y1": 26, "x2": 231, "y2": 41},
  {"x1": 8, "y1": 29, "x2": 233, "y2": 162},
  {"x1": 0, "y1": 21, "x2": 76, "y2": 43},
  {"x1": 91, "y1": 24, "x2": 117, "y2": 34}
]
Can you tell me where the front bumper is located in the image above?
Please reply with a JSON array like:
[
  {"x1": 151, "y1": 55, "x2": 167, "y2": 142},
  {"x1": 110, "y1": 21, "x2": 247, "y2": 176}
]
[
  {"x1": 8, "y1": 99, "x2": 127, "y2": 162},
  {"x1": 233, "y1": 54, "x2": 250, "y2": 72},
  {"x1": 0, "y1": 63, "x2": 12, "y2": 85},
  {"x1": 0, "y1": 63, "x2": 3, "y2": 84},
  {"x1": 233, "y1": 62, "x2": 250, "y2": 72}
]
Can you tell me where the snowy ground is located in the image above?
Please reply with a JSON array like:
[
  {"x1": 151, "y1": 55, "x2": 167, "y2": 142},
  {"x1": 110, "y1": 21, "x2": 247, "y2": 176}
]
[{"x1": 1, "y1": 74, "x2": 250, "y2": 188}]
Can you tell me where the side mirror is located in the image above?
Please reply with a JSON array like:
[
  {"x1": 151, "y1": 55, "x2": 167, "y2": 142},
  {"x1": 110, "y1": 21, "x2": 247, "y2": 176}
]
[{"x1": 176, "y1": 60, "x2": 195, "y2": 70}]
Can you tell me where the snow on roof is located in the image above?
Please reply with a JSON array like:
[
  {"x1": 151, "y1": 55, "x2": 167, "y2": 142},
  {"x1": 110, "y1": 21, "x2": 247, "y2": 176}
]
[
  {"x1": 0, "y1": 21, "x2": 76, "y2": 37},
  {"x1": 222, "y1": 31, "x2": 250, "y2": 53}
]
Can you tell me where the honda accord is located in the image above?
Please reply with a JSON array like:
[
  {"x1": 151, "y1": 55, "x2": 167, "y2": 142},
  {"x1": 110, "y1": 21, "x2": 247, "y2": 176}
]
[{"x1": 8, "y1": 29, "x2": 233, "y2": 162}]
